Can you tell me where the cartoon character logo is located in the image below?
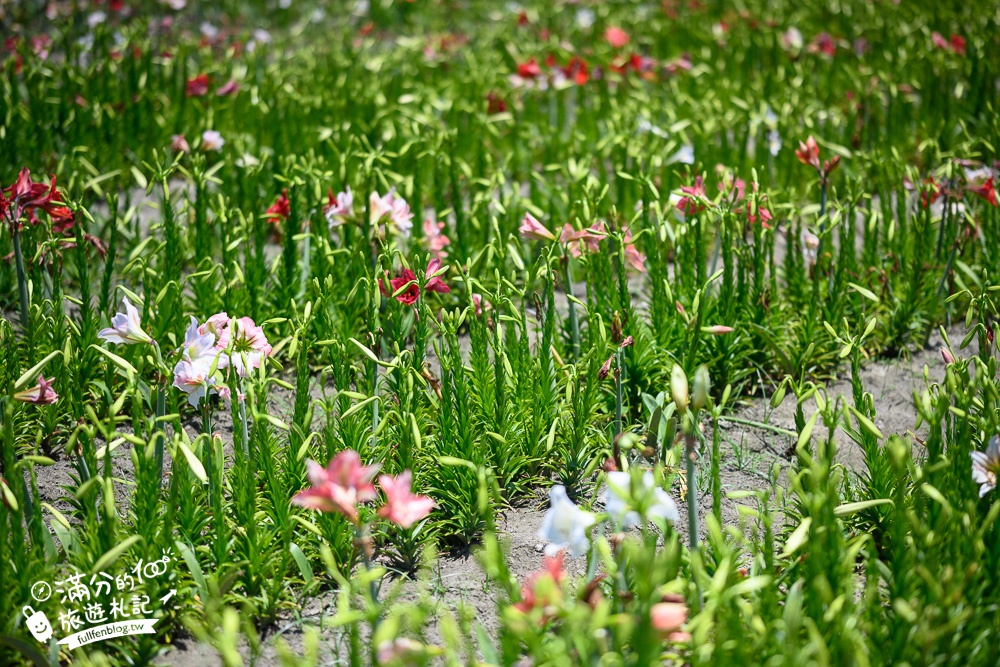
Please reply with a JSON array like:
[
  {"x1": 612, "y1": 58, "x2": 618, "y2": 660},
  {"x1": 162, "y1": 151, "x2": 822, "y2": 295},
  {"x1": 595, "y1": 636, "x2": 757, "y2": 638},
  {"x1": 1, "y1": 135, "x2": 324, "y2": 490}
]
[{"x1": 23, "y1": 606, "x2": 53, "y2": 643}]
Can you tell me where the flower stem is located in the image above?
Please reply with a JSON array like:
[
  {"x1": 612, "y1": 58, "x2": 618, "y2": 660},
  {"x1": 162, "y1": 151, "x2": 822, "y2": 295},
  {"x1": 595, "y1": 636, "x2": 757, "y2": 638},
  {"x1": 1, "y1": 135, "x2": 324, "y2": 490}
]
[
  {"x1": 564, "y1": 255, "x2": 580, "y2": 359},
  {"x1": 685, "y1": 431, "x2": 704, "y2": 611},
  {"x1": 11, "y1": 224, "x2": 31, "y2": 337}
]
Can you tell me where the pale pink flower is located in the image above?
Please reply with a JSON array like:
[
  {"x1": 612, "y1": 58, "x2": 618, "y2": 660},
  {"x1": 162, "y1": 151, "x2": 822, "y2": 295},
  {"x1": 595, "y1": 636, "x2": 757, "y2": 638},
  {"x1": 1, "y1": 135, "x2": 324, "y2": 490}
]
[
  {"x1": 170, "y1": 134, "x2": 190, "y2": 153},
  {"x1": 99, "y1": 297, "x2": 154, "y2": 345},
  {"x1": 182, "y1": 316, "x2": 226, "y2": 368},
  {"x1": 216, "y1": 316, "x2": 272, "y2": 377},
  {"x1": 198, "y1": 311, "x2": 230, "y2": 338},
  {"x1": 172, "y1": 358, "x2": 216, "y2": 407},
  {"x1": 291, "y1": 451, "x2": 381, "y2": 523},
  {"x1": 651, "y1": 601, "x2": 691, "y2": 642},
  {"x1": 369, "y1": 189, "x2": 413, "y2": 238},
  {"x1": 520, "y1": 213, "x2": 556, "y2": 241},
  {"x1": 972, "y1": 436, "x2": 1000, "y2": 497},
  {"x1": 14, "y1": 375, "x2": 58, "y2": 405},
  {"x1": 472, "y1": 293, "x2": 492, "y2": 316},
  {"x1": 623, "y1": 227, "x2": 646, "y2": 273},
  {"x1": 423, "y1": 218, "x2": 451, "y2": 259},
  {"x1": 324, "y1": 187, "x2": 354, "y2": 227},
  {"x1": 376, "y1": 638, "x2": 426, "y2": 665},
  {"x1": 377, "y1": 470, "x2": 436, "y2": 528},
  {"x1": 200, "y1": 130, "x2": 225, "y2": 152}
]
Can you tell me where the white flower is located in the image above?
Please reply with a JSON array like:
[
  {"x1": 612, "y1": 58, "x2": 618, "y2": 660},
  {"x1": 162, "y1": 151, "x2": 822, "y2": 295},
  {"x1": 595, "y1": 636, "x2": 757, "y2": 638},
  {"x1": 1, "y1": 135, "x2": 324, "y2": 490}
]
[
  {"x1": 972, "y1": 436, "x2": 1000, "y2": 498},
  {"x1": 199, "y1": 22, "x2": 219, "y2": 40},
  {"x1": 539, "y1": 485, "x2": 595, "y2": 558},
  {"x1": 98, "y1": 297, "x2": 154, "y2": 345},
  {"x1": 201, "y1": 130, "x2": 225, "y2": 152},
  {"x1": 182, "y1": 316, "x2": 226, "y2": 368},
  {"x1": 767, "y1": 130, "x2": 782, "y2": 157},
  {"x1": 87, "y1": 12, "x2": 106, "y2": 28},
  {"x1": 603, "y1": 471, "x2": 680, "y2": 529},
  {"x1": 161, "y1": 0, "x2": 186, "y2": 10},
  {"x1": 669, "y1": 144, "x2": 695, "y2": 165},
  {"x1": 172, "y1": 358, "x2": 217, "y2": 407},
  {"x1": 575, "y1": 8, "x2": 595, "y2": 28}
]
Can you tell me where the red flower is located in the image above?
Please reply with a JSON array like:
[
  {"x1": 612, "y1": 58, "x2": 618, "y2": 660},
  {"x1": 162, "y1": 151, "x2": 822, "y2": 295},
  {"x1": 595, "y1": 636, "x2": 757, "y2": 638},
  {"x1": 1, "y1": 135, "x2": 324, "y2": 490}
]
[
  {"x1": 380, "y1": 268, "x2": 420, "y2": 305},
  {"x1": 968, "y1": 178, "x2": 997, "y2": 207},
  {"x1": 948, "y1": 34, "x2": 966, "y2": 56},
  {"x1": 486, "y1": 91, "x2": 507, "y2": 114},
  {"x1": 185, "y1": 74, "x2": 210, "y2": 97},
  {"x1": 561, "y1": 56, "x2": 590, "y2": 86},
  {"x1": 517, "y1": 58, "x2": 541, "y2": 79},
  {"x1": 676, "y1": 176, "x2": 707, "y2": 215},
  {"x1": 265, "y1": 189, "x2": 290, "y2": 222},
  {"x1": 605, "y1": 27, "x2": 631, "y2": 49},
  {"x1": 920, "y1": 177, "x2": 942, "y2": 209}
]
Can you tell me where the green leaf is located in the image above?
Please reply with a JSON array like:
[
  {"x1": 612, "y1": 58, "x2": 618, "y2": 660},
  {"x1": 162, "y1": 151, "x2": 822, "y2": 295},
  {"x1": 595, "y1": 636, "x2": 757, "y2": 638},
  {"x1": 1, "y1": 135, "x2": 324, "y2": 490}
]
[
  {"x1": 90, "y1": 345, "x2": 137, "y2": 379},
  {"x1": 14, "y1": 351, "x2": 63, "y2": 390},
  {"x1": 91, "y1": 535, "x2": 142, "y2": 575},
  {"x1": 834, "y1": 498, "x2": 893, "y2": 517},
  {"x1": 290, "y1": 543, "x2": 314, "y2": 585},
  {"x1": 177, "y1": 440, "x2": 207, "y2": 483},
  {"x1": 781, "y1": 518, "x2": 812, "y2": 558}
]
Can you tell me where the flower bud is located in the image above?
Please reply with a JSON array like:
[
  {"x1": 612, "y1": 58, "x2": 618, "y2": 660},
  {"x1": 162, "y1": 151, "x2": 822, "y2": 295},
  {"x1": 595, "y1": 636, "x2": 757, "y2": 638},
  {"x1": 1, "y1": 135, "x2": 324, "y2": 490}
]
[
  {"x1": 611, "y1": 311, "x2": 623, "y2": 344},
  {"x1": 691, "y1": 365, "x2": 710, "y2": 412},
  {"x1": 671, "y1": 364, "x2": 689, "y2": 413}
]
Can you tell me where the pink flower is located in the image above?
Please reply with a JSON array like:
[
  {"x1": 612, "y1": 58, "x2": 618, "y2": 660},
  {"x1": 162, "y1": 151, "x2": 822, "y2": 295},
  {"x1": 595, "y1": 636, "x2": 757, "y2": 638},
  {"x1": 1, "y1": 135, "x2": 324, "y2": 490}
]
[
  {"x1": 423, "y1": 218, "x2": 451, "y2": 259},
  {"x1": 14, "y1": 375, "x2": 58, "y2": 405},
  {"x1": 198, "y1": 311, "x2": 230, "y2": 338},
  {"x1": 808, "y1": 33, "x2": 836, "y2": 57},
  {"x1": 520, "y1": 213, "x2": 556, "y2": 241},
  {"x1": 291, "y1": 451, "x2": 381, "y2": 524},
  {"x1": 215, "y1": 79, "x2": 239, "y2": 96},
  {"x1": 424, "y1": 258, "x2": 450, "y2": 294},
  {"x1": 170, "y1": 134, "x2": 190, "y2": 153},
  {"x1": 369, "y1": 189, "x2": 413, "y2": 238},
  {"x1": 183, "y1": 316, "x2": 225, "y2": 367},
  {"x1": 933, "y1": 32, "x2": 966, "y2": 56},
  {"x1": 676, "y1": 176, "x2": 707, "y2": 215},
  {"x1": 605, "y1": 27, "x2": 630, "y2": 48},
  {"x1": 472, "y1": 293, "x2": 492, "y2": 316},
  {"x1": 216, "y1": 316, "x2": 272, "y2": 377},
  {"x1": 377, "y1": 470, "x2": 435, "y2": 528},
  {"x1": 200, "y1": 130, "x2": 225, "y2": 151},
  {"x1": 623, "y1": 227, "x2": 646, "y2": 273},
  {"x1": 651, "y1": 601, "x2": 690, "y2": 642},
  {"x1": 795, "y1": 136, "x2": 821, "y2": 170},
  {"x1": 172, "y1": 358, "x2": 216, "y2": 407},
  {"x1": 514, "y1": 552, "x2": 566, "y2": 613},
  {"x1": 98, "y1": 296, "x2": 154, "y2": 345},
  {"x1": 702, "y1": 325, "x2": 734, "y2": 335},
  {"x1": 324, "y1": 187, "x2": 354, "y2": 226}
]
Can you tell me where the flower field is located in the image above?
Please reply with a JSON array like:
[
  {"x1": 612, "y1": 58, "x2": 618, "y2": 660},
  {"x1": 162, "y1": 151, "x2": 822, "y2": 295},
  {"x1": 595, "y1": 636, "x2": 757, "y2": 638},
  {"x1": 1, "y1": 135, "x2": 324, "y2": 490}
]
[{"x1": 2, "y1": 0, "x2": 1000, "y2": 665}]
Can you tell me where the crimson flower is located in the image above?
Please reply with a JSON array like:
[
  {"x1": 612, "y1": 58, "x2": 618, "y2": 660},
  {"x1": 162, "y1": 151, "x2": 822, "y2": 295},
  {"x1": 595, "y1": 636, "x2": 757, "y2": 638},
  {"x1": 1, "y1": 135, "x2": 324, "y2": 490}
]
[
  {"x1": 377, "y1": 471, "x2": 436, "y2": 528},
  {"x1": 380, "y1": 268, "x2": 420, "y2": 305},
  {"x1": 265, "y1": 189, "x2": 291, "y2": 222},
  {"x1": 968, "y1": 178, "x2": 997, "y2": 207},
  {"x1": 291, "y1": 451, "x2": 380, "y2": 524},
  {"x1": 561, "y1": 56, "x2": 590, "y2": 86},
  {"x1": 486, "y1": 91, "x2": 507, "y2": 114},
  {"x1": 185, "y1": 74, "x2": 210, "y2": 97},
  {"x1": 516, "y1": 58, "x2": 541, "y2": 79}
]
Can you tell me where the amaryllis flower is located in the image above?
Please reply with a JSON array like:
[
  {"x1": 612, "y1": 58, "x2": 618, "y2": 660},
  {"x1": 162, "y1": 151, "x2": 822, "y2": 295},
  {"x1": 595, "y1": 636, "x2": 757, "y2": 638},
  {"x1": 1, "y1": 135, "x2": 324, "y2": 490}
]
[
  {"x1": 377, "y1": 470, "x2": 435, "y2": 528},
  {"x1": 516, "y1": 58, "x2": 541, "y2": 79},
  {"x1": 379, "y1": 268, "x2": 418, "y2": 305},
  {"x1": 932, "y1": 32, "x2": 966, "y2": 56},
  {"x1": 623, "y1": 227, "x2": 646, "y2": 273},
  {"x1": 182, "y1": 316, "x2": 225, "y2": 369},
  {"x1": 265, "y1": 189, "x2": 291, "y2": 222},
  {"x1": 324, "y1": 187, "x2": 354, "y2": 226},
  {"x1": 605, "y1": 27, "x2": 630, "y2": 48},
  {"x1": 603, "y1": 470, "x2": 679, "y2": 528},
  {"x1": 369, "y1": 189, "x2": 413, "y2": 238},
  {"x1": 217, "y1": 316, "x2": 272, "y2": 377},
  {"x1": 808, "y1": 33, "x2": 836, "y2": 57},
  {"x1": 170, "y1": 134, "x2": 190, "y2": 153},
  {"x1": 520, "y1": 213, "x2": 556, "y2": 241},
  {"x1": 201, "y1": 130, "x2": 225, "y2": 151},
  {"x1": 291, "y1": 451, "x2": 381, "y2": 523},
  {"x1": 98, "y1": 297, "x2": 154, "y2": 345},
  {"x1": 538, "y1": 485, "x2": 595, "y2": 557},
  {"x1": 198, "y1": 311, "x2": 230, "y2": 337},
  {"x1": 513, "y1": 552, "x2": 566, "y2": 614},
  {"x1": 472, "y1": 293, "x2": 491, "y2": 316},
  {"x1": 14, "y1": 375, "x2": 58, "y2": 405},
  {"x1": 561, "y1": 56, "x2": 590, "y2": 86},
  {"x1": 3, "y1": 168, "x2": 54, "y2": 222},
  {"x1": 795, "y1": 136, "x2": 821, "y2": 170},
  {"x1": 651, "y1": 599, "x2": 691, "y2": 641},
  {"x1": 424, "y1": 258, "x2": 450, "y2": 294},
  {"x1": 968, "y1": 178, "x2": 997, "y2": 207},
  {"x1": 423, "y1": 218, "x2": 451, "y2": 259},
  {"x1": 185, "y1": 73, "x2": 210, "y2": 97},
  {"x1": 560, "y1": 223, "x2": 604, "y2": 257},
  {"x1": 675, "y1": 176, "x2": 707, "y2": 215},
  {"x1": 172, "y1": 358, "x2": 216, "y2": 407},
  {"x1": 215, "y1": 79, "x2": 239, "y2": 96},
  {"x1": 971, "y1": 436, "x2": 1000, "y2": 497}
]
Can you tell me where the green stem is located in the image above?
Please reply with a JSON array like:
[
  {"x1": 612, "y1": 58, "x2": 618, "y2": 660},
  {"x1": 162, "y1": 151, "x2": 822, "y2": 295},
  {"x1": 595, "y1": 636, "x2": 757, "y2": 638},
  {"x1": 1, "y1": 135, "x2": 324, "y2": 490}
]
[
  {"x1": 564, "y1": 254, "x2": 580, "y2": 359},
  {"x1": 11, "y1": 224, "x2": 31, "y2": 338}
]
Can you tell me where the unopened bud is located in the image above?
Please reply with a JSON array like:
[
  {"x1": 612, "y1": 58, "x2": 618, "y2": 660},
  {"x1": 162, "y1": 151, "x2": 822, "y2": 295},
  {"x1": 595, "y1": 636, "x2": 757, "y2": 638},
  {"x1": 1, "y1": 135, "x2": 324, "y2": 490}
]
[
  {"x1": 671, "y1": 364, "x2": 689, "y2": 413},
  {"x1": 941, "y1": 348, "x2": 955, "y2": 365},
  {"x1": 691, "y1": 365, "x2": 710, "y2": 411},
  {"x1": 611, "y1": 311, "x2": 623, "y2": 344}
]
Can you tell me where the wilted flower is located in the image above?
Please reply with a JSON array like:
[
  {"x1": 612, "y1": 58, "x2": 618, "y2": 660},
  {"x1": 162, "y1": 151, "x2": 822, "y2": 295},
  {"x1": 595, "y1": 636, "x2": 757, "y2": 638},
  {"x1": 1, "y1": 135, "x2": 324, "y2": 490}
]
[
  {"x1": 538, "y1": 485, "x2": 595, "y2": 557},
  {"x1": 603, "y1": 470, "x2": 679, "y2": 528},
  {"x1": 98, "y1": 296, "x2": 154, "y2": 345},
  {"x1": 519, "y1": 213, "x2": 556, "y2": 241},
  {"x1": 324, "y1": 187, "x2": 354, "y2": 226},
  {"x1": 185, "y1": 73, "x2": 210, "y2": 97},
  {"x1": 200, "y1": 130, "x2": 225, "y2": 151},
  {"x1": 291, "y1": 451, "x2": 381, "y2": 523},
  {"x1": 971, "y1": 436, "x2": 1000, "y2": 497},
  {"x1": 265, "y1": 189, "x2": 291, "y2": 222},
  {"x1": 377, "y1": 470, "x2": 435, "y2": 528},
  {"x1": 13, "y1": 375, "x2": 58, "y2": 405},
  {"x1": 651, "y1": 599, "x2": 691, "y2": 641}
]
